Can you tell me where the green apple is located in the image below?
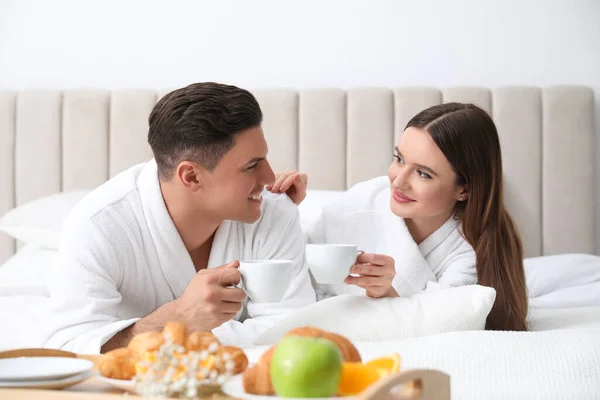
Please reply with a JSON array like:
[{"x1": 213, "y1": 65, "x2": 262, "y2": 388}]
[{"x1": 270, "y1": 335, "x2": 343, "y2": 398}]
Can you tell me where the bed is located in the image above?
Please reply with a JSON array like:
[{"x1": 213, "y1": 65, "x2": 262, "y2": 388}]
[{"x1": 0, "y1": 86, "x2": 599, "y2": 399}]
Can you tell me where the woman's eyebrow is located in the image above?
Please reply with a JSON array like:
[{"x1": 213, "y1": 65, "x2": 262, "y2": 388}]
[{"x1": 394, "y1": 147, "x2": 438, "y2": 177}]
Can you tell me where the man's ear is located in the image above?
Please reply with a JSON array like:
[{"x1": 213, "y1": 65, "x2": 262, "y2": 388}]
[{"x1": 175, "y1": 161, "x2": 203, "y2": 192}]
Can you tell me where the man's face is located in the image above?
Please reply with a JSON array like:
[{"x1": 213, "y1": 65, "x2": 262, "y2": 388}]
[{"x1": 199, "y1": 126, "x2": 276, "y2": 223}]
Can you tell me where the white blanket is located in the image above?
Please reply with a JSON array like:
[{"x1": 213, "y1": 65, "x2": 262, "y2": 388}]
[
  {"x1": 305, "y1": 176, "x2": 478, "y2": 299},
  {"x1": 245, "y1": 313, "x2": 600, "y2": 400},
  {"x1": 41, "y1": 160, "x2": 316, "y2": 353},
  {"x1": 362, "y1": 327, "x2": 600, "y2": 400},
  {"x1": 358, "y1": 327, "x2": 600, "y2": 400}
]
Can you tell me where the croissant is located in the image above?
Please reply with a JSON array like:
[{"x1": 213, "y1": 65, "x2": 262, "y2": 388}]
[
  {"x1": 242, "y1": 327, "x2": 361, "y2": 395},
  {"x1": 162, "y1": 321, "x2": 187, "y2": 348},
  {"x1": 186, "y1": 331, "x2": 219, "y2": 352},
  {"x1": 242, "y1": 345, "x2": 276, "y2": 395},
  {"x1": 218, "y1": 346, "x2": 249, "y2": 375},
  {"x1": 127, "y1": 331, "x2": 165, "y2": 359},
  {"x1": 98, "y1": 347, "x2": 140, "y2": 380}
]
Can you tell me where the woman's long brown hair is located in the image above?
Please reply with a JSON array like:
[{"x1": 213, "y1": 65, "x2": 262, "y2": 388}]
[{"x1": 406, "y1": 103, "x2": 528, "y2": 331}]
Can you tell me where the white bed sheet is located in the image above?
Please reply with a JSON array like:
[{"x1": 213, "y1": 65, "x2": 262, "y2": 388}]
[
  {"x1": 0, "y1": 244, "x2": 59, "y2": 297},
  {"x1": 0, "y1": 294, "x2": 49, "y2": 351}
]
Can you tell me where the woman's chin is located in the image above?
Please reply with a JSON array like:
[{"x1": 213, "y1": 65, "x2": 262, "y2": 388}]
[{"x1": 389, "y1": 201, "x2": 417, "y2": 219}]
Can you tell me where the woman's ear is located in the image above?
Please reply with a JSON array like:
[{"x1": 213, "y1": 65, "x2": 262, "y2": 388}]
[
  {"x1": 176, "y1": 161, "x2": 203, "y2": 192},
  {"x1": 456, "y1": 185, "x2": 469, "y2": 202}
]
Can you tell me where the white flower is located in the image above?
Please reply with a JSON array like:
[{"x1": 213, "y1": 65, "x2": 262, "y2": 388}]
[{"x1": 207, "y1": 342, "x2": 219, "y2": 354}]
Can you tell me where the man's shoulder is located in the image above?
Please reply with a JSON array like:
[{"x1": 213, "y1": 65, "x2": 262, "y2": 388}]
[{"x1": 63, "y1": 164, "x2": 146, "y2": 236}]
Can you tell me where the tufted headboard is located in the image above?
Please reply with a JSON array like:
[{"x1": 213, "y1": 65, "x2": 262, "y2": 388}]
[{"x1": 0, "y1": 86, "x2": 596, "y2": 262}]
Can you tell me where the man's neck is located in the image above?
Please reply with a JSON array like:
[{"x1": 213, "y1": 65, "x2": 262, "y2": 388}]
[{"x1": 159, "y1": 180, "x2": 221, "y2": 253}]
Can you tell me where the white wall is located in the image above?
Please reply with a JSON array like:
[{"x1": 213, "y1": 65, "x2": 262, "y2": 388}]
[
  {"x1": 1, "y1": 0, "x2": 600, "y2": 250},
  {"x1": 0, "y1": 0, "x2": 599, "y2": 90}
]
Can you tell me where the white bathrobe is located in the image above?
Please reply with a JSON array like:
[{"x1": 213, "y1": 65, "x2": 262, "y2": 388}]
[
  {"x1": 42, "y1": 160, "x2": 316, "y2": 353},
  {"x1": 306, "y1": 176, "x2": 478, "y2": 299}
]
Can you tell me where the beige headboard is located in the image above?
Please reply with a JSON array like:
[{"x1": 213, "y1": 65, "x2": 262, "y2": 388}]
[{"x1": 0, "y1": 86, "x2": 596, "y2": 263}]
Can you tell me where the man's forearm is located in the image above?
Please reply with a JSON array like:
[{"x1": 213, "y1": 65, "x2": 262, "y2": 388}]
[{"x1": 100, "y1": 299, "x2": 180, "y2": 353}]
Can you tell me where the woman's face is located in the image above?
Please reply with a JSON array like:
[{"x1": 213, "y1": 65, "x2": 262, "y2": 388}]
[{"x1": 387, "y1": 127, "x2": 467, "y2": 222}]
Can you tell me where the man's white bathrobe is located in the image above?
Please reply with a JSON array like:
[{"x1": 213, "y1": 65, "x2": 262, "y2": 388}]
[
  {"x1": 306, "y1": 176, "x2": 478, "y2": 299},
  {"x1": 43, "y1": 160, "x2": 316, "y2": 353}
]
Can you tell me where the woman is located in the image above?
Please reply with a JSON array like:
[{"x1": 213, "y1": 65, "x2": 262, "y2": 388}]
[{"x1": 268, "y1": 102, "x2": 528, "y2": 332}]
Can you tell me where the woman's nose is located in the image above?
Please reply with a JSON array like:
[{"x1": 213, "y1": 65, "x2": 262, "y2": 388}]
[{"x1": 392, "y1": 169, "x2": 411, "y2": 190}]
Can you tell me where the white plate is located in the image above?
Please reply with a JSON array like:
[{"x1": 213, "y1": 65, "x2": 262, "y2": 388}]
[
  {"x1": 0, "y1": 369, "x2": 94, "y2": 389},
  {"x1": 0, "y1": 357, "x2": 94, "y2": 381},
  {"x1": 221, "y1": 374, "x2": 356, "y2": 400},
  {"x1": 96, "y1": 376, "x2": 136, "y2": 393}
]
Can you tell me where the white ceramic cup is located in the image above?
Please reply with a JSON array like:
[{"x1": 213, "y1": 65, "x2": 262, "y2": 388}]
[
  {"x1": 238, "y1": 260, "x2": 293, "y2": 303},
  {"x1": 305, "y1": 244, "x2": 359, "y2": 284}
]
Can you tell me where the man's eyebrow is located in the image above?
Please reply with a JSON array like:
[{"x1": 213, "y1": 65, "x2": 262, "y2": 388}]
[{"x1": 244, "y1": 157, "x2": 265, "y2": 166}]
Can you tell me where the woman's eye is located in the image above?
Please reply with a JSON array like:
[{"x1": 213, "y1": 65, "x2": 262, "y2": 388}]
[
  {"x1": 418, "y1": 170, "x2": 432, "y2": 179},
  {"x1": 393, "y1": 155, "x2": 404, "y2": 164}
]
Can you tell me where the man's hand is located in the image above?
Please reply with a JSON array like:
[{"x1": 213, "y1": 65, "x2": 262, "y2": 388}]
[
  {"x1": 101, "y1": 261, "x2": 246, "y2": 353},
  {"x1": 174, "y1": 261, "x2": 247, "y2": 332},
  {"x1": 266, "y1": 170, "x2": 308, "y2": 205},
  {"x1": 344, "y1": 253, "x2": 399, "y2": 298}
]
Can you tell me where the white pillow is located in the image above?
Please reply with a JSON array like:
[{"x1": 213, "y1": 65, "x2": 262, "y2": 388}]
[
  {"x1": 524, "y1": 253, "x2": 600, "y2": 308},
  {"x1": 0, "y1": 190, "x2": 89, "y2": 250},
  {"x1": 0, "y1": 244, "x2": 59, "y2": 296},
  {"x1": 253, "y1": 284, "x2": 496, "y2": 345}
]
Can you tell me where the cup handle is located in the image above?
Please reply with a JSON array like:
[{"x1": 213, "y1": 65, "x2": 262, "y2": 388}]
[
  {"x1": 346, "y1": 250, "x2": 366, "y2": 279},
  {"x1": 228, "y1": 278, "x2": 244, "y2": 290}
]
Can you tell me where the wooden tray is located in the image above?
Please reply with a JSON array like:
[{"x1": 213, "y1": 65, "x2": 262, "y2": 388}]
[{"x1": 361, "y1": 369, "x2": 450, "y2": 400}]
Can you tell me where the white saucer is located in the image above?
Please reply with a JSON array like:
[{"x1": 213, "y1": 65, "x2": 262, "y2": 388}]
[
  {"x1": 0, "y1": 357, "x2": 94, "y2": 381},
  {"x1": 0, "y1": 369, "x2": 95, "y2": 389},
  {"x1": 221, "y1": 374, "x2": 356, "y2": 400}
]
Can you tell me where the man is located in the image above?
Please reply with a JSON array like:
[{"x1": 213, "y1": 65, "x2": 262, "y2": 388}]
[{"x1": 43, "y1": 82, "x2": 316, "y2": 353}]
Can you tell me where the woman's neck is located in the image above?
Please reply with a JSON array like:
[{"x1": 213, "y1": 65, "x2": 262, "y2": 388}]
[{"x1": 404, "y1": 212, "x2": 453, "y2": 244}]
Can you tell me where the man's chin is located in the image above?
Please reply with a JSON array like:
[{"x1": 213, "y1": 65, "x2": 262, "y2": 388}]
[{"x1": 233, "y1": 210, "x2": 262, "y2": 224}]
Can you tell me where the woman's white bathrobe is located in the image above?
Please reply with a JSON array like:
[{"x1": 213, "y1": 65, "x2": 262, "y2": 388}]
[
  {"x1": 42, "y1": 160, "x2": 316, "y2": 353},
  {"x1": 306, "y1": 176, "x2": 478, "y2": 299}
]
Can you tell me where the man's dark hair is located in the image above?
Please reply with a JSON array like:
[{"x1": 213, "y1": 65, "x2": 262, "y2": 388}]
[{"x1": 148, "y1": 82, "x2": 263, "y2": 179}]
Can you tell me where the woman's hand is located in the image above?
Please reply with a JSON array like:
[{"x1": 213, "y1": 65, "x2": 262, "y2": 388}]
[
  {"x1": 345, "y1": 253, "x2": 399, "y2": 298},
  {"x1": 266, "y1": 170, "x2": 308, "y2": 205}
]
